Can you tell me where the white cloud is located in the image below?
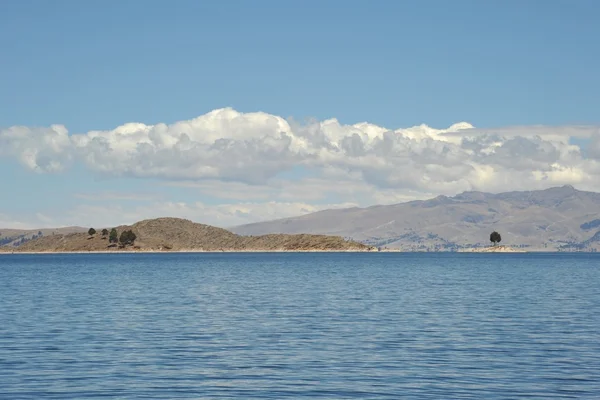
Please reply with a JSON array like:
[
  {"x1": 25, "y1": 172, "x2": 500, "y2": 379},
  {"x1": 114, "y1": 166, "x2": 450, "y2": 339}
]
[
  {"x1": 0, "y1": 125, "x2": 71, "y2": 172},
  {"x1": 442, "y1": 124, "x2": 600, "y2": 140},
  {"x1": 3, "y1": 108, "x2": 600, "y2": 223},
  {"x1": 68, "y1": 108, "x2": 303, "y2": 183}
]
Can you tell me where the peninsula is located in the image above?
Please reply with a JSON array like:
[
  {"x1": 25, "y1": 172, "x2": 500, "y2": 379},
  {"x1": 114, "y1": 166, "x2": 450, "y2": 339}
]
[{"x1": 0, "y1": 217, "x2": 376, "y2": 253}]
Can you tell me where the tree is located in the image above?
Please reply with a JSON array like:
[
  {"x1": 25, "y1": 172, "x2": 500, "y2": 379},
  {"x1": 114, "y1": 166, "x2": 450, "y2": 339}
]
[
  {"x1": 119, "y1": 230, "x2": 137, "y2": 246},
  {"x1": 490, "y1": 231, "x2": 501, "y2": 246},
  {"x1": 88, "y1": 228, "x2": 96, "y2": 236},
  {"x1": 109, "y1": 228, "x2": 118, "y2": 243},
  {"x1": 101, "y1": 229, "x2": 109, "y2": 236}
]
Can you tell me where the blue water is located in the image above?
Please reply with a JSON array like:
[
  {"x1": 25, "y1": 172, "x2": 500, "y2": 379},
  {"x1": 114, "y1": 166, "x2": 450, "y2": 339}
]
[{"x1": 1, "y1": 252, "x2": 599, "y2": 399}]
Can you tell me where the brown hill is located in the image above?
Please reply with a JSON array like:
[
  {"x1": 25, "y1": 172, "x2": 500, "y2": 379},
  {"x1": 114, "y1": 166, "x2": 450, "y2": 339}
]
[{"x1": 3, "y1": 217, "x2": 375, "y2": 253}]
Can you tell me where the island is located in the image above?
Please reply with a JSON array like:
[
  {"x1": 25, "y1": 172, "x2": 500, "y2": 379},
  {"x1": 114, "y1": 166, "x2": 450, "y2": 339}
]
[{"x1": 0, "y1": 217, "x2": 377, "y2": 253}]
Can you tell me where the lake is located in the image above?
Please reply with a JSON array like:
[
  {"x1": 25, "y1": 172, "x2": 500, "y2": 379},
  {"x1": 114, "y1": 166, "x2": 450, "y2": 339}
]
[{"x1": 1, "y1": 252, "x2": 599, "y2": 399}]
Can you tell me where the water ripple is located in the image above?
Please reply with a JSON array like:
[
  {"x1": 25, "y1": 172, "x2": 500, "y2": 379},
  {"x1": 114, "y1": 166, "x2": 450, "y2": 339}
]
[{"x1": 1, "y1": 252, "x2": 599, "y2": 399}]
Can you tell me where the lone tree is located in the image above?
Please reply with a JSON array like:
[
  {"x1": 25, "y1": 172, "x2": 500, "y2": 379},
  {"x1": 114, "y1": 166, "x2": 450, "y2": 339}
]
[
  {"x1": 490, "y1": 231, "x2": 502, "y2": 246},
  {"x1": 119, "y1": 230, "x2": 137, "y2": 246},
  {"x1": 109, "y1": 228, "x2": 118, "y2": 243},
  {"x1": 88, "y1": 228, "x2": 96, "y2": 236},
  {"x1": 101, "y1": 228, "x2": 109, "y2": 236}
]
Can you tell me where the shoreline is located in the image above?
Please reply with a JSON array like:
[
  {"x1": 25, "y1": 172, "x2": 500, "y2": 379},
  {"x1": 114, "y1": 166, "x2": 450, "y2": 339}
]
[
  {"x1": 1, "y1": 248, "x2": 596, "y2": 254},
  {"x1": 0, "y1": 248, "x2": 378, "y2": 255}
]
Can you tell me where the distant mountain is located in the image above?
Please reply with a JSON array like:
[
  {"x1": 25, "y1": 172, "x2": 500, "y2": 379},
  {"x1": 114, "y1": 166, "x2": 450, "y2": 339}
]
[
  {"x1": 2, "y1": 218, "x2": 374, "y2": 253},
  {"x1": 231, "y1": 185, "x2": 600, "y2": 251},
  {"x1": 0, "y1": 227, "x2": 87, "y2": 248}
]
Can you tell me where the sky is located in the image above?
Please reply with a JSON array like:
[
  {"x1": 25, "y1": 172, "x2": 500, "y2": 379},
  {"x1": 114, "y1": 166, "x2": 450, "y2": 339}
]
[{"x1": 1, "y1": 0, "x2": 600, "y2": 229}]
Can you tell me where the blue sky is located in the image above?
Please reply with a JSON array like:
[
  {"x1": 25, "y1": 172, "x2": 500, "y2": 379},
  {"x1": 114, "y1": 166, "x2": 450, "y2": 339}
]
[{"x1": 1, "y1": 0, "x2": 600, "y2": 229}]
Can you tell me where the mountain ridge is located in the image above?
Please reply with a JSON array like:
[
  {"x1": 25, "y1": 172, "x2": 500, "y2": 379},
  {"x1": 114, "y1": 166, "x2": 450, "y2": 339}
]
[{"x1": 231, "y1": 185, "x2": 600, "y2": 251}]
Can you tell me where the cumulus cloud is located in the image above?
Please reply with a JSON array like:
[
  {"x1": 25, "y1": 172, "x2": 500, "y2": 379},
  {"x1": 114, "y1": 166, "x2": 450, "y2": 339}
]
[
  {"x1": 443, "y1": 124, "x2": 600, "y2": 140},
  {"x1": 67, "y1": 109, "x2": 302, "y2": 183},
  {"x1": 2, "y1": 107, "x2": 600, "y2": 201},
  {"x1": 0, "y1": 125, "x2": 72, "y2": 172}
]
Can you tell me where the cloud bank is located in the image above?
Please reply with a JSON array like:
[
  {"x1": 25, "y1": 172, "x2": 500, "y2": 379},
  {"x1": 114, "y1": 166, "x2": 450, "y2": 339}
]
[{"x1": 2, "y1": 108, "x2": 600, "y2": 228}]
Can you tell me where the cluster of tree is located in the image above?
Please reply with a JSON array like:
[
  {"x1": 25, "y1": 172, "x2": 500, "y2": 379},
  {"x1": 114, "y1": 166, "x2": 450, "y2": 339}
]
[{"x1": 88, "y1": 227, "x2": 137, "y2": 247}]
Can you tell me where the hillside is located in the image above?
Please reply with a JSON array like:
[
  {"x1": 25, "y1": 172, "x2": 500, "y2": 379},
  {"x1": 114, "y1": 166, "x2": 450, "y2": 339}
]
[
  {"x1": 1, "y1": 218, "x2": 374, "y2": 253},
  {"x1": 231, "y1": 185, "x2": 600, "y2": 252},
  {"x1": 0, "y1": 227, "x2": 87, "y2": 248}
]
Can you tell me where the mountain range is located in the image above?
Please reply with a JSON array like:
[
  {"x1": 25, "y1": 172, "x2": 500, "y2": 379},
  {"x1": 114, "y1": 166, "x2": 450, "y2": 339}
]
[
  {"x1": 231, "y1": 185, "x2": 600, "y2": 251},
  {"x1": 3, "y1": 186, "x2": 600, "y2": 252}
]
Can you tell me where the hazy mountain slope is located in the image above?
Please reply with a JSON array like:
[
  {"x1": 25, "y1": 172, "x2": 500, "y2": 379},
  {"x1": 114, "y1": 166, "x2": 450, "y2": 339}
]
[
  {"x1": 0, "y1": 227, "x2": 87, "y2": 248},
  {"x1": 3, "y1": 218, "x2": 374, "y2": 252},
  {"x1": 231, "y1": 185, "x2": 600, "y2": 251}
]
